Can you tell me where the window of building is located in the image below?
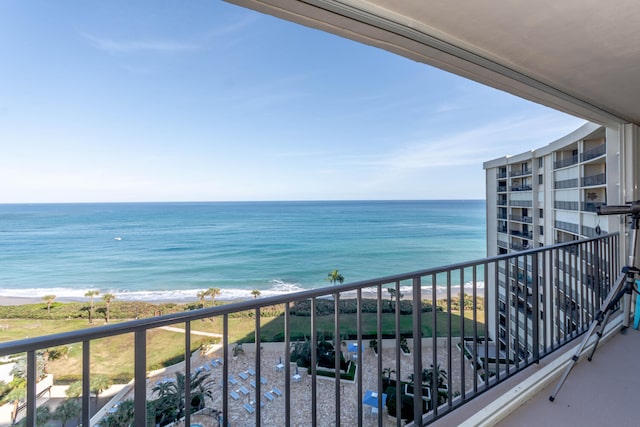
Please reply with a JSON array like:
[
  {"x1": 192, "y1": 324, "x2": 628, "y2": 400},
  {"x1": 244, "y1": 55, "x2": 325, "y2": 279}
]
[
  {"x1": 539, "y1": 225, "x2": 544, "y2": 235},
  {"x1": 538, "y1": 158, "x2": 543, "y2": 168},
  {"x1": 538, "y1": 174, "x2": 543, "y2": 185},
  {"x1": 539, "y1": 209, "x2": 544, "y2": 219}
]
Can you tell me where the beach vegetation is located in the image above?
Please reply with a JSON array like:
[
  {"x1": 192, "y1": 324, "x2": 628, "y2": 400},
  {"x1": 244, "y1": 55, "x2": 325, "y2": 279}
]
[
  {"x1": 326, "y1": 269, "x2": 344, "y2": 286},
  {"x1": 84, "y1": 290, "x2": 100, "y2": 324},
  {"x1": 206, "y1": 287, "x2": 221, "y2": 306},
  {"x1": 101, "y1": 293, "x2": 115, "y2": 323},
  {"x1": 196, "y1": 290, "x2": 207, "y2": 308},
  {"x1": 42, "y1": 294, "x2": 56, "y2": 317},
  {"x1": 251, "y1": 289, "x2": 261, "y2": 299}
]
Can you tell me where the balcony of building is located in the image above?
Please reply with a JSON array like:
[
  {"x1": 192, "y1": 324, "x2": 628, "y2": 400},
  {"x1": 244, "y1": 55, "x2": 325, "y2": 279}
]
[
  {"x1": 582, "y1": 173, "x2": 607, "y2": 187},
  {"x1": 554, "y1": 177, "x2": 579, "y2": 189},
  {"x1": 431, "y1": 312, "x2": 636, "y2": 427},
  {"x1": 0, "y1": 234, "x2": 621, "y2": 427},
  {"x1": 508, "y1": 215, "x2": 533, "y2": 224},
  {"x1": 580, "y1": 143, "x2": 606, "y2": 163},
  {"x1": 509, "y1": 168, "x2": 531, "y2": 178}
]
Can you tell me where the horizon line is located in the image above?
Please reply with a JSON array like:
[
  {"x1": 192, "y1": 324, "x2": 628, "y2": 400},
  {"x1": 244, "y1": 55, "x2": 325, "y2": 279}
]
[{"x1": 0, "y1": 198, "x2": 486, "y2": 206}]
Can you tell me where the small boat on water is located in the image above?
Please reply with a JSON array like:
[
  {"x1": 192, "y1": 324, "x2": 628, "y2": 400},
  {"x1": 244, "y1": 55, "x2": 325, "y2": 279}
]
[{"x1": 114, "y1": 237, "x2": 122, "y2": 241}]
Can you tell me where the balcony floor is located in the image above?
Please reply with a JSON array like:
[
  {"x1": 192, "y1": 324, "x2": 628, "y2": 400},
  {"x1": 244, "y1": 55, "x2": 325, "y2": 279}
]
[
  {"x1": 432, "y1": 315, "x2": 640, "y2": 427},
  {"x1": 496, "y1": 326, "x2": 640, "y2": 427}
]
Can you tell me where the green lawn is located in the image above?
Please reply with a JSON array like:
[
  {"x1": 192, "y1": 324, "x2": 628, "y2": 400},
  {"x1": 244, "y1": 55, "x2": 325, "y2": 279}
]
[{"x1": 1, "y1": 300, "x2": 485, "y2": 383}]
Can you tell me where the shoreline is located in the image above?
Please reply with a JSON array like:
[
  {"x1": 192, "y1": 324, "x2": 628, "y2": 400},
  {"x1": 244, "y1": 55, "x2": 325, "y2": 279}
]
[{"x1": 0, "y1": 287, "x2": 484, "y2": 307}]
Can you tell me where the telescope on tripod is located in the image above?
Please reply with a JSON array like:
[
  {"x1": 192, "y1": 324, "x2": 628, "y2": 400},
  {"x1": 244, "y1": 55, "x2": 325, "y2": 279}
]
[{"x1": 550, "y1": 201, "x2": 640, "y2": 401}]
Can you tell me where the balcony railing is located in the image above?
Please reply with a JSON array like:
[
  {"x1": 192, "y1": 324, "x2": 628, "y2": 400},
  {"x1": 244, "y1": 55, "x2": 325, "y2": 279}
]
[
  {"x1": 554, "y1": 155, "x2": 579, "y2": 169},
  {"x1": 554, "y1": 178, "x2": 579, "y2": 189},
  {"x1": 0, "y1": 234, "x2": 619, "y2": 427},
  {"x1": 582, "y1": 173, "x2": 606, "y2": 187},
  {"x1": 510, "y1": 229, "x2": 533, "y2": 239},
  {"x1": 510, "y1": 200, "x2": 532, "y2": 208},
  {"x1": 509, "y1": 215, "x2": 533, "y2": 224},
  {"x1": 555, "y1": 201, "x2": 579, "y2": 211},
  {"x1": 509, "y1": 169, "x2": 531, "y2": 177},
  {"x1": 582, "y1": 202, "x2": 604, "y2": 213},
  {"x1": 580, "y1": 144, "x2": 606, "y2": 162},
  {"x1": 510, "y1": 185, "x2": 532, "y2": 192}
]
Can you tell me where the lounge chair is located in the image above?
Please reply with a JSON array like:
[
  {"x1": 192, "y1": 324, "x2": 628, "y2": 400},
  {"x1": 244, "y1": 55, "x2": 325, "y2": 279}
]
[
  {"x1": 249, "y1": 379, "x2": 256, "y2": 388},
  {"x1": 243, "y1": 403, "x2": 255, "y2": 414},
  {"x1": 247, "y1": 368, "x2": 256, "y2": 376},
  {"x1": 260, "y1": 376, "x2": 267, "y2": 385},
  {"x1": 271, "y1": 387, "x2": 282, "y2": 397},
  {"x1": 238, "y1": 372, "x2": 248, "y2": 380},
  {"x1": 228, "y1": 376, "x2": 238, "y2": 385},
  {"x1": 229, "y1": 391, "x2": 240, "y2": 400},
  {"x1": 264, "y1": 391, "x2": 275, "y2": 401},
  {"x1": 238, "y1": 386, "x2": 250, "y2": 395}
]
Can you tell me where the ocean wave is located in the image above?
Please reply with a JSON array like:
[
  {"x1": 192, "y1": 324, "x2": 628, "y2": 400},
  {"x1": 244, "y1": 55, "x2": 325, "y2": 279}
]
[{"x1": 0, "y1": 280, "x2": 485, "y2": 303}]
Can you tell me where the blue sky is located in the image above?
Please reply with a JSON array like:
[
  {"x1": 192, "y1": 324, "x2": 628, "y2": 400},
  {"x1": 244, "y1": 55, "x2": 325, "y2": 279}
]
[{"x1": 0, "y1": 1, "x2": 587, "y2": 203}]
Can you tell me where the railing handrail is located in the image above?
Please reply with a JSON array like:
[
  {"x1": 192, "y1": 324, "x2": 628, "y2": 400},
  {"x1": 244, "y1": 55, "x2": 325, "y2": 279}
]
[{"x1": 0, "y1": 232, "x2": 619, "y2": 357}]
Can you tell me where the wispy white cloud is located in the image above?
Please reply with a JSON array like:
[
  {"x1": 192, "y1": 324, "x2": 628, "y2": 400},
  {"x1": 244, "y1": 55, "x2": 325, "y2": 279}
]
[
  {"x1": 82, "y1": 33, "x2": 200, "y2": 54},
  {"x1": 337, "y1": 113, "x2": 586, "y2": 171}
]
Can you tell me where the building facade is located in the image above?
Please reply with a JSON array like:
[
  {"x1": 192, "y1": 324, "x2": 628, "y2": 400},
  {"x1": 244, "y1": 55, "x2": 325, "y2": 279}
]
[{"x1": 483, "y1": 122, "x2": 622, "y2": 362}]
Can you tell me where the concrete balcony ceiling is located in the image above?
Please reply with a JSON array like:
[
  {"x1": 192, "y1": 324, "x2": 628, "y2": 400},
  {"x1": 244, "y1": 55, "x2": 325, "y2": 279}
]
[{"x1": 228, "y1": 0, "x2": 640, "y2": 126}]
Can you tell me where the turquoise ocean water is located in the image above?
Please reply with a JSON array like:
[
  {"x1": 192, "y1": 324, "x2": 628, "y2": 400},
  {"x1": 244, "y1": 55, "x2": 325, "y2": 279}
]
[{"x1": 0, "y1": 200, "x2": 486, "y2": 302}]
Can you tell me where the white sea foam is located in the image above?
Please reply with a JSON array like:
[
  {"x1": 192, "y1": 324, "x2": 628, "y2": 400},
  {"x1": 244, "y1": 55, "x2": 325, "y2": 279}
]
[{"x1": 0, "y1": 281, "x2": 485, "y2": 303}]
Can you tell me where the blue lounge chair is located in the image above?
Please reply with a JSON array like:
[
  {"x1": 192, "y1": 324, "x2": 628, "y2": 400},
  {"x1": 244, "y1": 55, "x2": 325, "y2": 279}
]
[
  {"x1": 271, "y1": 387, "x2": 282, "y2": 397},
  {"x1": 264, "y1": 391, "x2": 275, "y2": 401},
  {"x1": 238, "y1": 372, "x2": 248, "y2": 380},
  {"x1": 249, "y1": 379, "x2": 256, "y2": 388},
  {"x1": 243, "y1": 403, "x2": 255, "y2": 414},
  {"x1": 229, "y1": 391, "x2": 240, "y2": 400},
  {"x1": 228, "y1": 376, "x2": 238, "y2": 385},
  {"x1": 260, "y1": 376, "x2": 267, "y2": 385},
  {"x1": 247, "y1": 368, "x2": 256, "y2": 376},
  {"x1": 239, "y1": 386, "x2": 250, "y2": 395}
]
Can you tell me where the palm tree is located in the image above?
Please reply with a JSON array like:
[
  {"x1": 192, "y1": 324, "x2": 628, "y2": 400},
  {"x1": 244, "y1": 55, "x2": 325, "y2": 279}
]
[
  {"x1": 84, "y1": 290, "x2": 100, "y2": 324},
  {"x1": 65, "y1": 381, "x2": 82, "y2": 399},
  {"x1": 152, "y1": 370, "x2": 213, "y2": 423},
  {"x1": 91, "y1": 374, "x2": 112, "y2": 408},
  {"x1": 101, "y1": 399, "x2": 134, "y2": 427},
  {"x1": 206, "y1": 287, "x2": 221, "y2": 307},
  {"x1": 386, "y1": 288, "x2": 396, "y2": 309},
  {"x1": 102, "y1": 293, "x2": 115, "y2": 323},
  {"x1": 251, "y1": 289, "x2": 261, "y2": 299},
  {"x1": 54, "y1": 398, "x2": 81, "y2": 427},
  {"x1": 326, "y1": 269, "x2": 344, "y2": 286},
  {"x1": 42, "y1": 294, "x2": 56, "y2": 317},
  {"x1": 17, "y1": 405, "x2": 50, "y2": 427},
  {"x1": 197, "y1": 290, "x2": 207, "y2": 308}
]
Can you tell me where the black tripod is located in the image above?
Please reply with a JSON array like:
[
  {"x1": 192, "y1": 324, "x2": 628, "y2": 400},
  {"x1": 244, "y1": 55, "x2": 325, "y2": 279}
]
[{"x1": 549, "y1": 202, "x2": 640, "y2": 402}]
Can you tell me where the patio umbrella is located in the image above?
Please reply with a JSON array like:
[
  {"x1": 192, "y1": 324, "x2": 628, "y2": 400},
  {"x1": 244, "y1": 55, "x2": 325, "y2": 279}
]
[
  {"x1": 363, "y1": 389, "x2": 387, "y2": 408},
  {"x1": 347, "y1": 343, "x2": 359, "y2": 353}
]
